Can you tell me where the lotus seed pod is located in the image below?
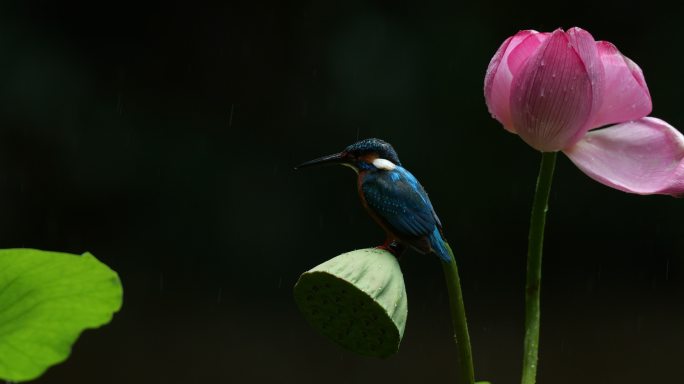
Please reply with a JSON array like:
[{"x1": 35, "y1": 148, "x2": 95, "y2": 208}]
[{"x1": 294, "y1": 248, "x2": 407, "y2": 357}]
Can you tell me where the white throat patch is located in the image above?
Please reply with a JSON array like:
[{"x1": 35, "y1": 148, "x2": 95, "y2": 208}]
[{"x1": 372, "y1": 158, "x2": 396, "y2": 171}]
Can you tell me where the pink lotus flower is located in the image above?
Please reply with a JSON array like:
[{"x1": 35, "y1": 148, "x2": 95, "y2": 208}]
[{"x1": 484, "y1": 27, "x2": 684, "y2": 196}]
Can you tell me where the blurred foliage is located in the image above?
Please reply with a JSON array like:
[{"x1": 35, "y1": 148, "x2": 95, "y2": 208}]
[{"x1": 0, "y1": 249, "x2": 122, "y2": 382}]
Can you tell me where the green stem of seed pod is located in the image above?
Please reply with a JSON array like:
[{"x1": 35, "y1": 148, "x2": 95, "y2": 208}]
[{"x1": 442, "y1": 243, "x2": 475, "y2": 384}]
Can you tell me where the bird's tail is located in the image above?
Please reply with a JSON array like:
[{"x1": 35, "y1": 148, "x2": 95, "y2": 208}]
[{"x1": 429, "y1": 227, "x2": 452, "y2": 263}]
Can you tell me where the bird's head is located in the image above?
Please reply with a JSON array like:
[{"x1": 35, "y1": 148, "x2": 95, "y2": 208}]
[{"x1": 296, "y1": 138, "x2": 402, "y2": 173}]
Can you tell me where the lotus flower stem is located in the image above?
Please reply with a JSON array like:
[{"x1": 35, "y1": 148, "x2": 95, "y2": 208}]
[
  {"x1": 521, "y1": 151, "x2": 557, "y2": 384},
  {"x1": 442, "y1": 243, "x2": 475, "y2": 384}
]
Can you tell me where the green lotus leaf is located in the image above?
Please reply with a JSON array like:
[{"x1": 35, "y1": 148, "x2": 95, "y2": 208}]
[
  {"x1": 294, "y1": 248, "x2": 407, "y2": 357},
  {"x1": 0, "y1": 249, "x2": 123, "y2": 382}
]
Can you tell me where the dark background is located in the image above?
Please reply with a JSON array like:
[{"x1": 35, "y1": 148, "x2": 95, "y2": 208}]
[{"x1": 1, "y1": 1, "x2": 682, "y2": 383}]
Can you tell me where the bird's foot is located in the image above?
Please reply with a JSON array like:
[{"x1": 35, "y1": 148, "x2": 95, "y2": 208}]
[{"x1": 376, "y1": 240, "x2": 406, "y2": 258}]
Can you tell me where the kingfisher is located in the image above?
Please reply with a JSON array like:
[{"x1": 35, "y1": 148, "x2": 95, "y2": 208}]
[{"x1": 296, "y1": 138, "x2": 452, "y2": 263}]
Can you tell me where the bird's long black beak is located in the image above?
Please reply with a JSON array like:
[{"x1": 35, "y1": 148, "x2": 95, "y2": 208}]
[{"x1": 295, "y1": 152, "x2": 348, "y2": 170}]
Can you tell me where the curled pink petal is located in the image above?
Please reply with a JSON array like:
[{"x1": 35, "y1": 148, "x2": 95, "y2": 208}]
[
  {"x1": 484, "y1": 35, "x2": 515, "y2": 131},
  {"x1": 506, "y1": 32, "x2": 548, "y2": 75},
  {"x1": 511, "y1": 29, "x2": 594, "y2": 151},
  {"x1": 484, "y1": 30, "x2": 544, "y2": 133},
  {"x1": 564, "y1": 117, "x2": 684, "y2": 196},
  {"x1": 591, "y1": 41, "x2": 652, "y2": 128},
  {"x1": 566, "y1": 27, "x2": 605, "y2": 144}
]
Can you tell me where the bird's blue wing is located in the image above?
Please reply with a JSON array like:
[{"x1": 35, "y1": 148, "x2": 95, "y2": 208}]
[{"x1": 361, "y1": 167, "x2": 440, "y2": 238}]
